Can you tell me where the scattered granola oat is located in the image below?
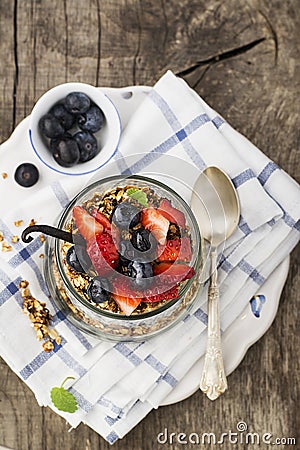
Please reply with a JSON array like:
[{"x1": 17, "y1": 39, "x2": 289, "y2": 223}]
[
  {"x1": 29, "y1": 218, "x2": 37, "y2": 227},
  {"x1": 20, "y1": 280, "x2": 61, "y2": 352},
  {"x1": 39, "y1": 253, "x2": 45, "y2": 259},
  {"x1": 1, "y1": 172, "x2": 8, "y2": 179},
  {"x1": 19, "y1": 280, "x2": 29, "y2": 289},
  {"x1": 39, "y1": 234, "x2": 46, "y2": 243},
  {"x1": 14, "y1": 220, "x2": 24, "y2": 227},
  {"x1": 11, "y1": 235, "x2": 19, "y2": 243},
  {"x1": 43, "y1": 340, "x2": 54, "y2": 352},
  {"x1": 0, "y1": 231, "x2": 3, "y2": 242},
  {"x1": 22, "y1": 288, "x2": 31, "y2": 298},
  {"x1": 2, "y1": 241, "x2": 12, "y2": 252}
]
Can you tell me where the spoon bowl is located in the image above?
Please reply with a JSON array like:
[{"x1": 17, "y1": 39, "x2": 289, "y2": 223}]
[
  {"x1": 191, "y1": 166, "x2": 240, "y2": 247},
  {"x1": 191, "y1": 166, "x2": 240, "y2": 400}
]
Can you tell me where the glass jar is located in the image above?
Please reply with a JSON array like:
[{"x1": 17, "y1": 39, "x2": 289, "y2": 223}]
[{"x1": 44, "y1": 175, "x2": 202, "y2": 341}]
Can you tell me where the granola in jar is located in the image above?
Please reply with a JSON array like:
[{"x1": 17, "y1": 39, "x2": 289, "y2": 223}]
[{"x1": 24, "y1": 176, "x2": 202, "y2": 340}]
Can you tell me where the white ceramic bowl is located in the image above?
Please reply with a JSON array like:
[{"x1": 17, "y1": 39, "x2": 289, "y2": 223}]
[{"x1": 29, "y1": 82, "x2": 122, "y2": 176}]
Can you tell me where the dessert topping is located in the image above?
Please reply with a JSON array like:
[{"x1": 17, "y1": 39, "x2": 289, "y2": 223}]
[
  {"x1": 158, "y1": 198, "x2": 186, "y2": 228},
  {"x1": 73, "y1": 206, "x2": 104, "y2": 241},
  {"x1": 157, "y1": 237, "x2": 192, "y2": 263},
  {"x1": 153, "y1": 262, "x2": 195, "y2": 284},
  {"x1": 144, "y1": 284, "x2": 179, "y2": 303},
  {"x1": 126, "y1": 187, "x2": 149, "y2": 207},
  {"x1": 112, "y1": 278, "x2": 143, "y2": 315},
  {"x1": 87, "y1": 232, "x2": 119, "y2": 275},
  {"x1": 87, "y1": 277, "x2": 111, "y2": 303},
  {"x1": 112, "y1": 202, "x2": 141, "y2": 229},
  {"x1": 141, "y1": 207, "x2": 169, "y2": 245}
]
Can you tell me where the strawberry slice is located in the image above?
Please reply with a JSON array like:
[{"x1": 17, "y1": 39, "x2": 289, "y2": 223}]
[
  {"x1": 73, "y1": 206, "x2": 103, "y2": 241},
  {"x1": 143, "y1": 285, "x2": 179, "y2": 303},
  {"x1": 141, "y1": 208, "x2": 169, "y2": 245},
  {"x1": 91, "y1": 208, "x2": 112, "y2": 232},
  {"x1": 153, "y1": 262, "x2": 195, "y2": 284},
  {"x1": 87, "y1": 232, "x2": 119, "y2": 275},
  {"x1": 112, "y1": 278, "x2": 142, "y2": 315},
  {"x1": 158, "y1": 198, "x2": 186, "y2": 228},
  {"x1": 91, "y1": 207, "x2": 120, "y2": 245},
  {"x1": 157, "y1": 237, "x2": 192, "y2": 263},
  {"x1": 113, "y1": 294, "x2": 142, "y2": 316}
]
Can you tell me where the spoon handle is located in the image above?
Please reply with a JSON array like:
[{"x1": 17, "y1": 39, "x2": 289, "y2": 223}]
[{"x1": 200, "y1": 249, "x2": 228, "y2": 400}]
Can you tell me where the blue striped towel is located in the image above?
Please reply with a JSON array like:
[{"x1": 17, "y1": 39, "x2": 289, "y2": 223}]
[{"x1": 0, "y1": 71, "x2": 299, "y2": 444}]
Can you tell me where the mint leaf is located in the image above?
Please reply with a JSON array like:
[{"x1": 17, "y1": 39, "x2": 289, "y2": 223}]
[
  {"x1": 126, "y1": 187, "x2": 139, "y2": 195},
  {"x1": 50, "y1": 377, "x2": 78, "y2": 413},
  {"x1": 127, "y1": 188, "x2": 148, "y2": 207}
]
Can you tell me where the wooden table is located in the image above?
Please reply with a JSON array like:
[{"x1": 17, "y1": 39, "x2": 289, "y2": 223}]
[{"x1": 0, "y1": 1, "x2": 299, "y2": 449}]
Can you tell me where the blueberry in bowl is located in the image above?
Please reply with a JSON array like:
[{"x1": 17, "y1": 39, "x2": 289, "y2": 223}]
[
  {"x1": 29, "y1": 83, "x2": 121, "y2": 176},
  {"x1": 64, "y1": 91, "x2": 91, "y2": 114},
  {"x1": 23, "y1": 175, "x2": 202, "y2": 341},
  {"x1": 78, "y1": 104, "x2": 104, "y2": 133},
  {"x1": 50, "y1": 134, "x2": 80, "y2": 167},
  {"x1": 74, "y1": 131, "x2": 99, "y2": 162}
]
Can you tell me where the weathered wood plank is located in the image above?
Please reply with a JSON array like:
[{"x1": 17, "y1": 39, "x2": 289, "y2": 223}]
[{"x1": 0, "y1": 0, "x2": 16, "y2": 140}]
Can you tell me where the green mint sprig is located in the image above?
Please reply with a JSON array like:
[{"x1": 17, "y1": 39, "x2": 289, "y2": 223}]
[
  {"x1": 50, "y1": 376, "x2": 78, "y2": 413},
  {"x1": 126, "y1": 188, "x2": 149, "y2": 207}
]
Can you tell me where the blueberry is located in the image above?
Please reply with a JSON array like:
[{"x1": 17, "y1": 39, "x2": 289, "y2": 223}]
[
  {"x1": 14, "y1": 163, "x2": 39, "y2": 187},
  {"x1": 118, "y1": 240, "x2": 140, "y2": 267},
  {"x1": 125, "y1": 261, "x2": 153, "y2": 288},
  {"x1": 87, "y1": 277, "x2": 110, "y2": 303},
  {"x1": 112, "y1": 203, "x2": 141, "y2": 229},
  {"x1": 131, "y1": 228, "x2": 155, "y2": 252},
  {"x1": 39, "y1": 113, "x2": 65, "y2": 138},
  {"x1": 66, "y1": 245, "x2": 92, "y2": 273},
  {"x1": 50, "y1": 135, "x2": 80, "y2": 167},
  {"x1": 77, "y1": 104, "x2": 104, "y2": 133},
  {"x1": 49, "y1": 103, "x2": 75, "y2": 131},
  {"x1": 64, "y1": 92, "x2": 90, "y2": 114},
  {"x1": 74, "y1": 131, "x2": 99, "y2": 162}
]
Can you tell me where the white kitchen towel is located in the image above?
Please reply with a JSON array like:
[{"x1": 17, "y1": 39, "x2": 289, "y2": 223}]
[{"x1": 0, "y1": 71, "x2": 299, "y2": 444}]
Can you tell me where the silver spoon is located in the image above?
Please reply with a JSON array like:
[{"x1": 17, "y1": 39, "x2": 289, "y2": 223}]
[{"x1": 191, "y1": 166, "x2": 240, "y2": 400}]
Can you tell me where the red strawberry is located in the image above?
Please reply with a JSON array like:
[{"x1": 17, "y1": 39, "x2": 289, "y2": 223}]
[
  {"x1": 112, "y1": 278, "x2": 142, "y2": 315},
  {"x1": 113, "y1": 294, "x2": 142, "y2": 316},
  {"x1": 91, "y1": 208, "x2": 112, "y2": 231},
  {"x1": 91, "y1": 207, "x2": 120, "y2": 245},
  {"x1": 153, "y1": 262, "x2": 195, "y2": 284},
  {"x1": 143, "y1": 285, "x2": 179, "y2": 303},
  {"x1": 73, "y1": 206, "x2": 104, "y2": 241},
  {"x1": 141, "y1": 208, "x2": 169, "y2": 245},
  {"x1": 87, "y1": 232, "x2": 119, "y2": 275},
  {"x1": 158, "y1": 198, "x2": 186, "y2": 228},
  {"x1": 157, "y1": 237, "x2": 192, "y2": 263}
]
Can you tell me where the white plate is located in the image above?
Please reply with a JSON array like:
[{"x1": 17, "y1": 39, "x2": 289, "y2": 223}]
[
  {"x1": 0, "y1": 86, "x2": 290, "y2": 407},
  {"x1": 161, "y1": 256, "x2": 289, "y2": 405}
]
